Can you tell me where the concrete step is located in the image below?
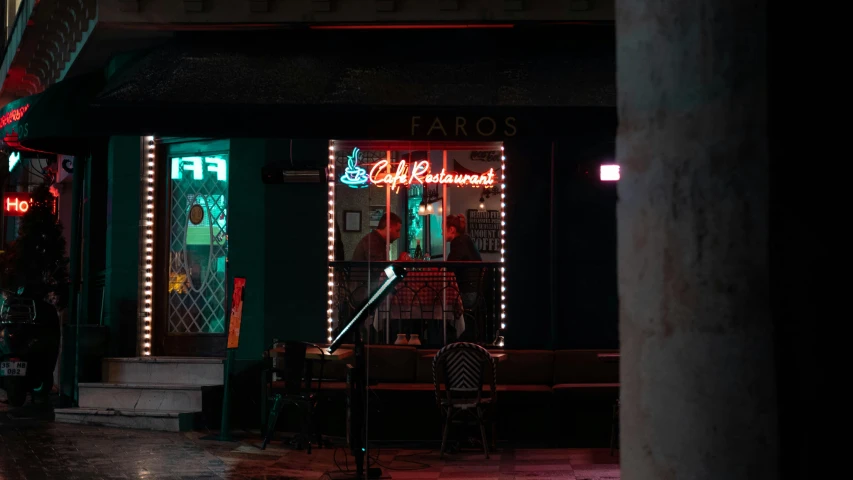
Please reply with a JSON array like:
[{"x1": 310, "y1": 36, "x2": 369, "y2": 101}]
[
  {"x1": 53, "y1": 407, "x2": 195, "y2": 432},
  {"x1": 103, "y1": 357, "x2": 224, "y2": 385},
  {"x1": 78, "y1": 382, "x2": 219, "y2": 411}
]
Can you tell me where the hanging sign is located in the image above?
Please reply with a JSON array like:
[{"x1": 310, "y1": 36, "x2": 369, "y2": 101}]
[
  {"x1": 339, "y1": 147, "x2": 496, "y2": 190},
  {"x1": 227, "y1": 277, "x2": 246, "y2": 349},
  {"x1": 57, "y1": 155, "x2": 74, "y2": 182}
]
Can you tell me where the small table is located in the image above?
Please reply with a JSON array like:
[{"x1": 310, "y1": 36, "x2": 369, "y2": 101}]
[
  {"x1": 269, "y1": 345, "x2": 354, "y2": 362},
  {"x1": 597, "y1": 352, "x2": 620, "y2": 362},
  {"x1": 268, "y1": 346, "x2": 353, "y2": 390}
]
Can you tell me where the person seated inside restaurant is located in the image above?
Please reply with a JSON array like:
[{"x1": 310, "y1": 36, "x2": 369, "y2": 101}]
[{"x1": 352, "y1": 212, "x2": 402, "y2": 262}]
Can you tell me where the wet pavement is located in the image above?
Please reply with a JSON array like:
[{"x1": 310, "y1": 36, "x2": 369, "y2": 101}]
[{"x1": 0, "y1": 402, "x2": 620, "y2": 480}]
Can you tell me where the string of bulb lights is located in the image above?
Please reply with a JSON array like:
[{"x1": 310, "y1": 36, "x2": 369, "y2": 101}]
[
  {"x1": 142, "y1": 136, "x2": 156, "y2": 355},
  {"x1": 498, "y1": 145, "x2": 506, "y2": 347},
  {"x1": 327, "y1": 143, "x2": 337, "y2": 343}
]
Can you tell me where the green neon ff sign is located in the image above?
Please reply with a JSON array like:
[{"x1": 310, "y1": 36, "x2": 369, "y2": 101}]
[{"x1": 171, "y1": 156, "x2": 227, "y2": 181}]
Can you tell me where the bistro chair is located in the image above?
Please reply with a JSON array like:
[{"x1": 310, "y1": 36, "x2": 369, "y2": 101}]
[
  {"x1": 432, "y1": 342, "x2": 497, "y2": 459},
  {"x1": 261, "y1": 341, "x2": 321, "y2": 452}
]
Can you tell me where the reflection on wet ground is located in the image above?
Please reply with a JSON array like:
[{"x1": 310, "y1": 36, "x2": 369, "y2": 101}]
[{"x1": 0, "y1": 403, "x2": 619, "y2": 479}]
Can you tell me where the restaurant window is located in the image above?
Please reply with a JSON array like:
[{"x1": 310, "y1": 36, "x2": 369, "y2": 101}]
[
  {"x1": 327, "y1": 140, "x2": 506, "y2": 348},
  {"x1": 166, "y1": 143, "x2": 229, "y2": 334}
]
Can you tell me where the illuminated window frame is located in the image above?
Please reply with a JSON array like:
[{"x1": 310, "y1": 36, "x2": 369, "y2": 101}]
[{"x1": 326, "y1": 140, "x2": 507, "y2": 347}]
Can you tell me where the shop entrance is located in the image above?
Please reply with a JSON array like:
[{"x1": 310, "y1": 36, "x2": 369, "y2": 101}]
[{"x1": 156, "y1": 140, "x2": 230, "y2": 356}]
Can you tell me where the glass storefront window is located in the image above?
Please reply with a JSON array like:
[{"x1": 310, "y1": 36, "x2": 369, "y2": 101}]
[{"x1": 327, "y1": 141, "x2": 506, "y2": 347}]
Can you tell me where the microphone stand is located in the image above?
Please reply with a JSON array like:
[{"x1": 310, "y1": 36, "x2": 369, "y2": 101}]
[
  {"x1": 348, "y1": 315, "x2": 383, "y2": 478},
  {"x1": 350, "y1": 324, "x2": 368, "y2": 478}
]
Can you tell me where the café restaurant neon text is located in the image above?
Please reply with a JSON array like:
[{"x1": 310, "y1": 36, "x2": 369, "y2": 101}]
[
  {"x1": 369, "y1": 160, "x2": 496, "y2": 189},
  {"x1": 341, "y1": 157, "x2": 496, "y2": 190}
]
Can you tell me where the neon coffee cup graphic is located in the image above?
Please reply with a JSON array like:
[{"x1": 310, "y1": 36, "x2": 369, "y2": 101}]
[{"x1": 340, "y1": 147, "x2": 369, "y2": 188}]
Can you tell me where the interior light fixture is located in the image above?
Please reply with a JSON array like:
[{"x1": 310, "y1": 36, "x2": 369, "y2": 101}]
[{"x1": 600, "y1": 164, "x2": 620, "y2": 181}]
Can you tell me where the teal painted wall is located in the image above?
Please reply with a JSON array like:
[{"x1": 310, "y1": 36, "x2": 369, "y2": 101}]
[
  {"x1": 262, "y1": 139, "x2": 327, "y2": 347},
  {"x1": 227, "y1": 139, "x2": 268, "y2": 373},
  {"x1": 104, "y1": 136, "x2": 141, "y2": 357},
  {"x1": 228, "y1": 139, "x2": 326, "y2": 373},
  {"x1": 225, "y1": 138, "x2": 327, "y2": 427}
]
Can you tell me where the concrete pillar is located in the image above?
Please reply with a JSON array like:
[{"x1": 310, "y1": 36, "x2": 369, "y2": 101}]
[{"x1": 616, "y1": 1, "x2": 776, "y2": 479}]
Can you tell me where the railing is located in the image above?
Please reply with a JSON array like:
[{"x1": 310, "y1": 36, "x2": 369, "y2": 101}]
[{"x1": 330, "y1": 261, "x2": 501, "y2": 347}]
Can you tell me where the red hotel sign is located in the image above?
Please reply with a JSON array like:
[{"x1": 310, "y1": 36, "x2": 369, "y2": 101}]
[{"x1": 3, "y1": 192, "x2": 56, "y2": 217}]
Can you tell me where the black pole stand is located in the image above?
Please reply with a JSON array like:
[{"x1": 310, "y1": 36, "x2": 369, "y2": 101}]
[
  {"x1": 325, "y1": 324, "x2": 384, "y2": 480},
  {"x1": 351, "y1": 327, "x2": 367, "y2": 478},
  {"x1": 351, "y1": 325, "x2": 385, "y2": 479},
  {"x1": 327, "y1": 265, "x2": 404, "y2": 480}
]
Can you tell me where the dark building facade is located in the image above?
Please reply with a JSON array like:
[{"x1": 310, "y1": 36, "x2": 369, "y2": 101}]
[{"x1": 1, "y1": 3, "x2": 619, "y2": 433}]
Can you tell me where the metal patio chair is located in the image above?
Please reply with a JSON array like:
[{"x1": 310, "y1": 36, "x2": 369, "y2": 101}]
[
  {"x1": 261, "y1": 341, "x2": 320, "y2": 452},
  {"x1": 432, "y1": 342, "x2": 497, "y2": 459}
]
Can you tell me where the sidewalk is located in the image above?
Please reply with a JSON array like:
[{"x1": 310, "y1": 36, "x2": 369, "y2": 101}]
[{"x1": 0, "y1": 403, "x2": 620, "y2": 480}]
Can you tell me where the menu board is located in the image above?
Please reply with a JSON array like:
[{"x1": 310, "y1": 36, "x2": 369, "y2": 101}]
[{"x1": 467, "y1": 209, "x2": 500, "y2": 253}]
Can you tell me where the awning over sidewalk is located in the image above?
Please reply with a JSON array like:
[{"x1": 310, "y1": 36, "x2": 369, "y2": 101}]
[
  {"x1": 88, "y1": 28, "x2": 616, "y2": 139},
  {"x1": 15, "y1": 71, "x2": 106, "y2": 155}
]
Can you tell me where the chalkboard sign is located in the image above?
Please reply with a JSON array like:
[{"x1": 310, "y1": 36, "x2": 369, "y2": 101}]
[{"x1": 467, "y1": 209, "x2": 500, "y2": 253}]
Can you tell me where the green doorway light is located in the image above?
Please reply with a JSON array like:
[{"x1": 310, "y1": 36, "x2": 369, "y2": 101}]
[{"x1": 8, "y1": 151, "x2": 20, "y2": 172}]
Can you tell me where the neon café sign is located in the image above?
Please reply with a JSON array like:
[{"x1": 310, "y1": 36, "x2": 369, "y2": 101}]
[{"x1": 340, "y1": 147, "x2": 496, "y2": 189}]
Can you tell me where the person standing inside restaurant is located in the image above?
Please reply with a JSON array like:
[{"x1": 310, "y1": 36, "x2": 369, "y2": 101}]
[
  {"x1": 350, "y1": 212, "x2": 402, "y2": 342},
  {"x1": 446, "y1": 214, "x2": 482, "y2": 340},
  {"x1": 352, "y1": 212, "x2": 403, "y2": 262}
]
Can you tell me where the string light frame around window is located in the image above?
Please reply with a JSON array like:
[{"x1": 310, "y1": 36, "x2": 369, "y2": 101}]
[
  {"x1": 499, "y1": 145, "x2": 506, "y2": 347},
  {"x1": 324, "y1": 141, "x2": 507, "y2": 347},
  {"x1": 327, "y1": 142, "x2": 336, "y2": 343},
  {"x1": 141, "y1": 136, "x2": 156, "y2": 355}
]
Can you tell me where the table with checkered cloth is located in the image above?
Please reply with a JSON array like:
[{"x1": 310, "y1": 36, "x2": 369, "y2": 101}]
[
  {"x1": 335, "y1": 266, "x2": 466, "y2": 335},
  {"x1": 388, "y1": 268, "x2": 466, "y2": 335}
]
